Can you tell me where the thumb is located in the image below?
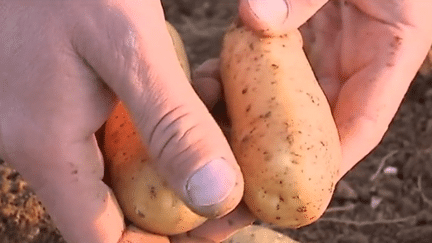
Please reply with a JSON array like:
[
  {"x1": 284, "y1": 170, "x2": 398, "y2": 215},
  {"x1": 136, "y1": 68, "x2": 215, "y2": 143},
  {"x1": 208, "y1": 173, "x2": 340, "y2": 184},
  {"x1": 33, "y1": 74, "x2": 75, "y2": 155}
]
[
  {"x1": 73, "y1": 1, "x2": 243, "y2": 218},
  {"x1": 238, "y1": 0, "x2": 329, "y2": 35}
]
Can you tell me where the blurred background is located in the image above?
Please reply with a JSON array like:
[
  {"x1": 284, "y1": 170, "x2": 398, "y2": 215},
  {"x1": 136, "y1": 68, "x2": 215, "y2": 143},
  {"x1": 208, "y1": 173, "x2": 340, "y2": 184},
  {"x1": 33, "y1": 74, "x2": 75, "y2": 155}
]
[{"x1": 1, "y1": 1, "x2": 432, "y2": 242}]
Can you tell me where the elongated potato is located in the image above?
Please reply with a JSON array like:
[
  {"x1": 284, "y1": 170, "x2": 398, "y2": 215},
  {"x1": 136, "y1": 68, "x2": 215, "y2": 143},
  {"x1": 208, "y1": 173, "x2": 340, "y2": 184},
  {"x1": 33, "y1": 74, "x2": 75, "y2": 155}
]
[
  {"x1": 220, "y1": 20, "x2": 342, "y2": 228},
  {"x1": 104, "y1": 22, "x2": 206, "y2": 235}
]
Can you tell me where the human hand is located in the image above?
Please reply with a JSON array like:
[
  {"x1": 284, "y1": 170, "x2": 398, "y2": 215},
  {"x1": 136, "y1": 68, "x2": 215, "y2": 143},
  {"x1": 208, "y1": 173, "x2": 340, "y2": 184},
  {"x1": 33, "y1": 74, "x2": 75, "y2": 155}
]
[
  {"x1": 190, "y1": 0, "x2": 432, "y2": 240},
  {"x1": 0, "y1": 0, "x2": 245, "y2": 242},
  {"x1": 238, "y1": 0, "x2": 432, "y2": 179}
]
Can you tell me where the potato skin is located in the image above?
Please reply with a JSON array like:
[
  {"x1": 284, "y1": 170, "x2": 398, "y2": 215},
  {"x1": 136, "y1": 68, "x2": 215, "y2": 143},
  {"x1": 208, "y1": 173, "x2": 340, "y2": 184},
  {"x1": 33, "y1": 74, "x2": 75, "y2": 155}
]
[
  {"x1": 105, "y1": 104, "x2": 207, "y2": 235},
  {"x1": 166, "y1": 22, "x2": 191, "y2": 81},
  {"x1": 222, "y1": 225, "x2": 300, "y2": 243},
  {"x1": 220, "y1": 21, "x2": 342, "y2": 228},
  {"x1": 104, "y1": 22, "x2": 206, "y2": 235}
]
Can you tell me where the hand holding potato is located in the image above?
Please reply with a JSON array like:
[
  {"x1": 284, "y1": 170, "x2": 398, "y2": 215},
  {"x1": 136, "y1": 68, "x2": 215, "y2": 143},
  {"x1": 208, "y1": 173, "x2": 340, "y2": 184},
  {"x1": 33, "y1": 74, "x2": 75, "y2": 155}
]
[
  {"x1": 239, "y1": 0, "x2": 432, "y2": 179},
  {"x1": 115, "y1": 1, "x2": 432, "y2": 241},
  {"x1": 191, "y1": 0, "x2": 432, "y2": 240},
  {"x1": 0, "y1": 1, "x2": 244, "y2": 242},
  {"x1": 2, "y1": 0, "x2": 431, "y2": 242}
]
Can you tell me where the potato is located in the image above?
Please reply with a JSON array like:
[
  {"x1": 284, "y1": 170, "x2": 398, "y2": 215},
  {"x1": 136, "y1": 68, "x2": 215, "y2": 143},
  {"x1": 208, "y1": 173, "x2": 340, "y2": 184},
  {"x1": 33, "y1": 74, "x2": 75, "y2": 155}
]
[
  {"x1": 103, "y1": 22, "x2": 206, "y2": 235},
  {"x1": 222, "y1": 225, "x2": 300, "y2": 243},
  {"x1": 166, "y1": 22, "x2": 191, "y2": 81},
  {"x1": 220, "y1": 19, "x2": 342, "y2": 228}
]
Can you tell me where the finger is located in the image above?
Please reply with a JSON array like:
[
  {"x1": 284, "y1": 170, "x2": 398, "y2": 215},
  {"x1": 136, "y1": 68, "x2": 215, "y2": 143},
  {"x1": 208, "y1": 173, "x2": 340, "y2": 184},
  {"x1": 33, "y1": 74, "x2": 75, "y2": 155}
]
[
  {"x1": 299, "y1": 1, "x2": 342, "y2": 107},
  {"x1": 1, "y1": 127, "x2": 124, "y2": 243},
  {"x1": 192, "y1": 58, "x2": 222, "y2": 110},
  {"x1": 172, "y1": 202, "x2": 256, "y2": 243},
  {"x1": 73, "y1": 1, "x2": 244, "y2": 218},
  {"x1": 119, "y1": 226, "x2": 169, "y2": 243},
  {"x1": 334, "y1": 4, "x2": 432, "y2": 179},
  {"x1": 238, "y1": 0, "x2": 329, "y2": 36}
]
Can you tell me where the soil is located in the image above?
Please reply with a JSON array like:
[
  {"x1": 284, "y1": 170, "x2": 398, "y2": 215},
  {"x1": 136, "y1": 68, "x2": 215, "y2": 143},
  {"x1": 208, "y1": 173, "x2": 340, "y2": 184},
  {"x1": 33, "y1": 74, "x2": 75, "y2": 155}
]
[{"x1": 1, "y1": 1, "x2": 432, "y2": 242}]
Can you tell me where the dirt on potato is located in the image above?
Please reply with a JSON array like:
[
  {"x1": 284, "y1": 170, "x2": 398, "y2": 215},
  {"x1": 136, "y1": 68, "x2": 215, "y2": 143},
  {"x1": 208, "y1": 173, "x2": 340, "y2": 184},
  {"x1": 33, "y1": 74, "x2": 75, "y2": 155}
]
[{"x1": 1, "y1": 1, "x2": 432, "y2": 242}]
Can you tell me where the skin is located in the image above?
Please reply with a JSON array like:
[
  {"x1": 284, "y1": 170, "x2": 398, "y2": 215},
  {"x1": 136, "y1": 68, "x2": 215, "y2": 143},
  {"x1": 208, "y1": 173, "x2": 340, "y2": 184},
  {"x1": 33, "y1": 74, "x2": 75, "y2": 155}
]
[
  {"x1": 0, "y1": 0, "x2": 431, "y2": 243},
  {"x1": 0, "y1": 0, "x2": 246, "y2": 242}
]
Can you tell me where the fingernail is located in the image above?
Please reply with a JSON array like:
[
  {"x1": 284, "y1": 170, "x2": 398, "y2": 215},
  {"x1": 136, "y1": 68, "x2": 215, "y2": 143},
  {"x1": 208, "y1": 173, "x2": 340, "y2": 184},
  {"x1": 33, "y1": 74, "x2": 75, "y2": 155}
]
[
  {"x1": 247, "y1": 0, "x2": 289, "y2": 25},
  {"x1": 187, "y1": 158, "x2": 236, "y2": 206}
]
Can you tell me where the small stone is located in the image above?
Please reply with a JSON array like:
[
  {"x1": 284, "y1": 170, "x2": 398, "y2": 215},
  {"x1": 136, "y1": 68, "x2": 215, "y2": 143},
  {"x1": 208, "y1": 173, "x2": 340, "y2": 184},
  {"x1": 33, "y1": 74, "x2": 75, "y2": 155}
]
[
  {"x1": 383, "y1": 166, "x2": 398, "y2": 175},
  {"x1": 370, "y1": 196, "x2": 382, "y2": 209}
]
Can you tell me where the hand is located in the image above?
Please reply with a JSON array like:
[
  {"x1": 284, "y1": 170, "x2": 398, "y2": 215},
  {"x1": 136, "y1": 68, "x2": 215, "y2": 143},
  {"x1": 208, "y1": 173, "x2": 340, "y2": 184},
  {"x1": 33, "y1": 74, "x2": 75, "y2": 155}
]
[
  {"x1": 190, "y1": 0, "x2": 432, "y2": 240},
  {"x1": 239, "y1": 0, "x2": 432, "y2": 179},
  {"x1": 0, "y1": 0, "x2": 245, "y2": 242}
]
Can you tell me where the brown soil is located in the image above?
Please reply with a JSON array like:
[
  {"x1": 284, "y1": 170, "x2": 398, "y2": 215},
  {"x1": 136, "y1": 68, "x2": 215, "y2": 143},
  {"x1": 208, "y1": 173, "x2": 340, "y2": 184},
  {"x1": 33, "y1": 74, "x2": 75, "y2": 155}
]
[{"x1": 1, "y1": 1, "x2": 432, "y2": 242}]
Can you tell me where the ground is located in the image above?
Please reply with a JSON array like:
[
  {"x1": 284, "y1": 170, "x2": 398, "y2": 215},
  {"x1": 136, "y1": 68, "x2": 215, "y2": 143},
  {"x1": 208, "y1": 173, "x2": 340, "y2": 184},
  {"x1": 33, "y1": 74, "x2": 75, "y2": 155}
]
[{"x1": 1, "y1": 1, "x2": 432, "y2": 242}]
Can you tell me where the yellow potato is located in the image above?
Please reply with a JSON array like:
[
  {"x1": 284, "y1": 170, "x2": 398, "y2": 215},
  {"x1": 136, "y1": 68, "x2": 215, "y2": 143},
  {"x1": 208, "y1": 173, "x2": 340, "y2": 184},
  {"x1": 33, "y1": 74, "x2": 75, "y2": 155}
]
[
  {"x1": 166, "y1": 22, "x2": 191, "y2": 80},
  {"x1": 104, "y1": 22, "x2": 206, "y2": 235},
  {"x1": 220, "y1": 19, "x2": 342, "y2": 228},
  {"x1": 222, "y1": 225, "x2": 300, "y2": 243}
]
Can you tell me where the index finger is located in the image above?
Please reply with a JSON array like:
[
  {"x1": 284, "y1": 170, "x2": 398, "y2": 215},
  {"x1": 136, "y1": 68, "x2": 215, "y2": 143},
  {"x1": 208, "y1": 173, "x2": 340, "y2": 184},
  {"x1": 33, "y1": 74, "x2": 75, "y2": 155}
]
[{"x1": 334, "y1": 3, "x2": 432, "y2": 179}]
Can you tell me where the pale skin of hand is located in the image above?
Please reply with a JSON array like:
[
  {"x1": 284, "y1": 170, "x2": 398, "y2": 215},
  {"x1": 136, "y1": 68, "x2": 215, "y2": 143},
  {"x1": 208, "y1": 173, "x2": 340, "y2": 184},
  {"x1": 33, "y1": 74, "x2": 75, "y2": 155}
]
[
  {"x1": 1, "y1": 1, "x2": 431, "y2": 243},
  {"x1": 0, "y1": 0, "x2": 252, "y2": 242}
]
